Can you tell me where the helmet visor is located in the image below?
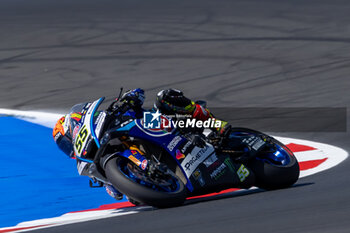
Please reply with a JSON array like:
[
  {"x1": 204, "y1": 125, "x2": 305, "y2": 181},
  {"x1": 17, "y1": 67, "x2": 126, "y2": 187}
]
[{"x1": 57, "y1": 133, "x2": 74, "y2": 157}]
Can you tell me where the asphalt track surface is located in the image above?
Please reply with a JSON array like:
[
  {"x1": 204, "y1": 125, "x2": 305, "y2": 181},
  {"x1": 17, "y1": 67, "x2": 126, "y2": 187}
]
[{"x1": 1, "y1": 0, "x2": 350, "y2": 232}]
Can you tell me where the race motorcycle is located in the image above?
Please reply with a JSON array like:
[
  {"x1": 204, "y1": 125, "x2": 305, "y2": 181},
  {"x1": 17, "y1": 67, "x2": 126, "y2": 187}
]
[{"x1": 73, "y1": 96, "x2": 300, "y2": 208}]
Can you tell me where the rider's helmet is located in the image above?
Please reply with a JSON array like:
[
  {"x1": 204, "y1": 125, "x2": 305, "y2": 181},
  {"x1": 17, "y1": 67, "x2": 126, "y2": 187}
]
[
  {"x1": 53, "y1": 112, "x2": 82, "y2": 157},
  {"x1": 154, "y1": 89, "x2": 196, "y2": 115}
]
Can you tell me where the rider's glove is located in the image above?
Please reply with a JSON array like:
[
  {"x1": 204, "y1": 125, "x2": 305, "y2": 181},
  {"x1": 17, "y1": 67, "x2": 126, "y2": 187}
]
[
  {"x1": 193, "y1": 104, "x2": 231, "y2": 137},
  {"x1": 120, "y1": 88, "x2": 145, "y2": 108},
  {"x1": 218, "y1": 121, "x2": 231, "y2": 138}
]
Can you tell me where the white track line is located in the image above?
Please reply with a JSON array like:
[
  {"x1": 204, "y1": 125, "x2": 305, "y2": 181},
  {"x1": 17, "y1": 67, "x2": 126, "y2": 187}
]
[
  {"x1": 0, "y1": 108, "x2": 61, "y2": 128},
  {"x1": 0, "y1": 208, "x2": 148, "y2": 233},
  {"x1": 276, "y1": 137, "x2": 348, "y2": 178}
]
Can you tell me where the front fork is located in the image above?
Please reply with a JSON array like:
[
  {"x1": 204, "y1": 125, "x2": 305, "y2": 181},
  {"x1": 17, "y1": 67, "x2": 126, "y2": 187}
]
[
  {"x1": 87, "y1": 164, "x2": 124, "y2": 200},
  {"x1": 95, "y1": 144, "x2": 149, "y2": 200}
]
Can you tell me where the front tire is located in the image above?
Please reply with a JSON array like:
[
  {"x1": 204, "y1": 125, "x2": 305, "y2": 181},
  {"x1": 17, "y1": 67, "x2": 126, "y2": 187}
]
[{"x1": 105, "y1": 157, "x2": 187, "y2": 208}]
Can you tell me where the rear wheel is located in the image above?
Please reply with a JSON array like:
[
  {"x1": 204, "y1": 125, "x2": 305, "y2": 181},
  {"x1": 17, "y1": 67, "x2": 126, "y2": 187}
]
[
  {"x1": 249, "y1": 137, "x2": 299, "y2": 189},
  {"x1": 229, "y1": 128, "x2": 300, "y2": 190},
  {"x1": 105, "y1": 157, "x2": 187, "y2": 208}
]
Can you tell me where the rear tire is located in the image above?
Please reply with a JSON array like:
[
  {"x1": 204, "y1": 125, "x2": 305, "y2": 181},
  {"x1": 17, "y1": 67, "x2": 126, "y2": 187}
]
[
  {"x1": 249, "y1": 138, "x2": 300, "y2": 190},
  {"x1": 105, "y1": 157, "x2": 187, "y2": 208},
  {"x1": 229, "y1": 128, "x2": 300, "y2": 190}
]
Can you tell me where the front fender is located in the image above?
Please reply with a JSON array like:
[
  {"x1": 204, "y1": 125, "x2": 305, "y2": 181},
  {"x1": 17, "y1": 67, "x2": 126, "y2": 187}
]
[{"x1": 101, "y1": 149, "x2": 148, "y2": 171}]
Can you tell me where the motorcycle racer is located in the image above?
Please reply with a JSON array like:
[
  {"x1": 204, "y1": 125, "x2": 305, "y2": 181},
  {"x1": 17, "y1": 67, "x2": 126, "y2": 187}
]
[
  {"x1": 154, "y1": 88, "x2": 230, "y2": 135},
  {"x1": 52, "y1": 88, "x2": 230, "y2": 200}
]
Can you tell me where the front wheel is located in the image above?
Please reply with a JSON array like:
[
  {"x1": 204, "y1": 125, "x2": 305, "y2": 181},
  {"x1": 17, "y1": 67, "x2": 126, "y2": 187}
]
[{"x1": 105, "y1": 157, "x2": 187, "y2": 208}]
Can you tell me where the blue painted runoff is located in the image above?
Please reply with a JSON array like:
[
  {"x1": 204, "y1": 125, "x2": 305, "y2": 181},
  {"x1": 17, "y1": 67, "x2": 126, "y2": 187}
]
[{"x1": 0, "y1": 117, "x2": 127, "y2": 228}]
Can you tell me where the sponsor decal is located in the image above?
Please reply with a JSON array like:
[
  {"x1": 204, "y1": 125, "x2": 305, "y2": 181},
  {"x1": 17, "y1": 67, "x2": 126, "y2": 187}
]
[
  {"x1": 181, "y1": 141, "x2": 192, "y2": 153},
  {"x1": 193, "y1": 169, "x2": 205, "y2": 186},
  {"x1": 210, "y1": 163, "x2": 227, "y2": 180},
  {"x1": 193, "y1": 169, "x2": 201, "y2": 179},
  {"x1": 242, "y1": 136, "x2": 265, "y2": 151},
  {"x1": 128, "y1": 155, "x2": 141, "y2": 166},
  {"x1": 184, "y1": 147, "x2": 209, "y2": 171},
  {"x1": 141, "y1": 159, "x2": 148, "y2": 170},
  {"x1": 72, "y1": 125, "x2": 80, "y2": 140},
  {"x1": 129, "y1": 146, "x2": 144, "y2": 155},
  {"x1": 167, "y1": 136, "x2": 182, "y2": 151},
  {"x1": 74, "y1": 125, "x2": 89, "y2": 156},
  {"x1": 94, "y1": 112, "x2": 106, "y2": 138},
  {"x1": 85, "y1": 103, "x2": 92, "y2": 109},
  {"x1": 203, "y1": 153, "x2": 218, "y2": 167},
  {"x1": 224, "y1": 158, "x2": 235, "y2": 172},
  {"x1": 120, "y1": 119, "x2": 133, "y2": 127},
  {"x1": 87, "y1": 102, "x2": 96, "y2": 115},
  {"x1": 208, "y1": 160, "x2": 221, "y2": 170},
  {"x1": 252, "y1": 139, "x2": 265, "y2": 151},
  {"x1": 242, "y1": 136, "x2": 257, "y2": 145},
  {"x1": 237, "y1": 164, "x2": 250, "y2": 182},
  {"x1": 78, "y1": 138, "x2": 92, "y2": 158},
  {"x1": 181, "y1": 145, "x2": 215, "y2": 177},
  {"x1": 176, "y1": 149, "x2": 186, "y2": 160},
  {"x1": 81, "y1": 115, "x2": 86, "y2": 125}
]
